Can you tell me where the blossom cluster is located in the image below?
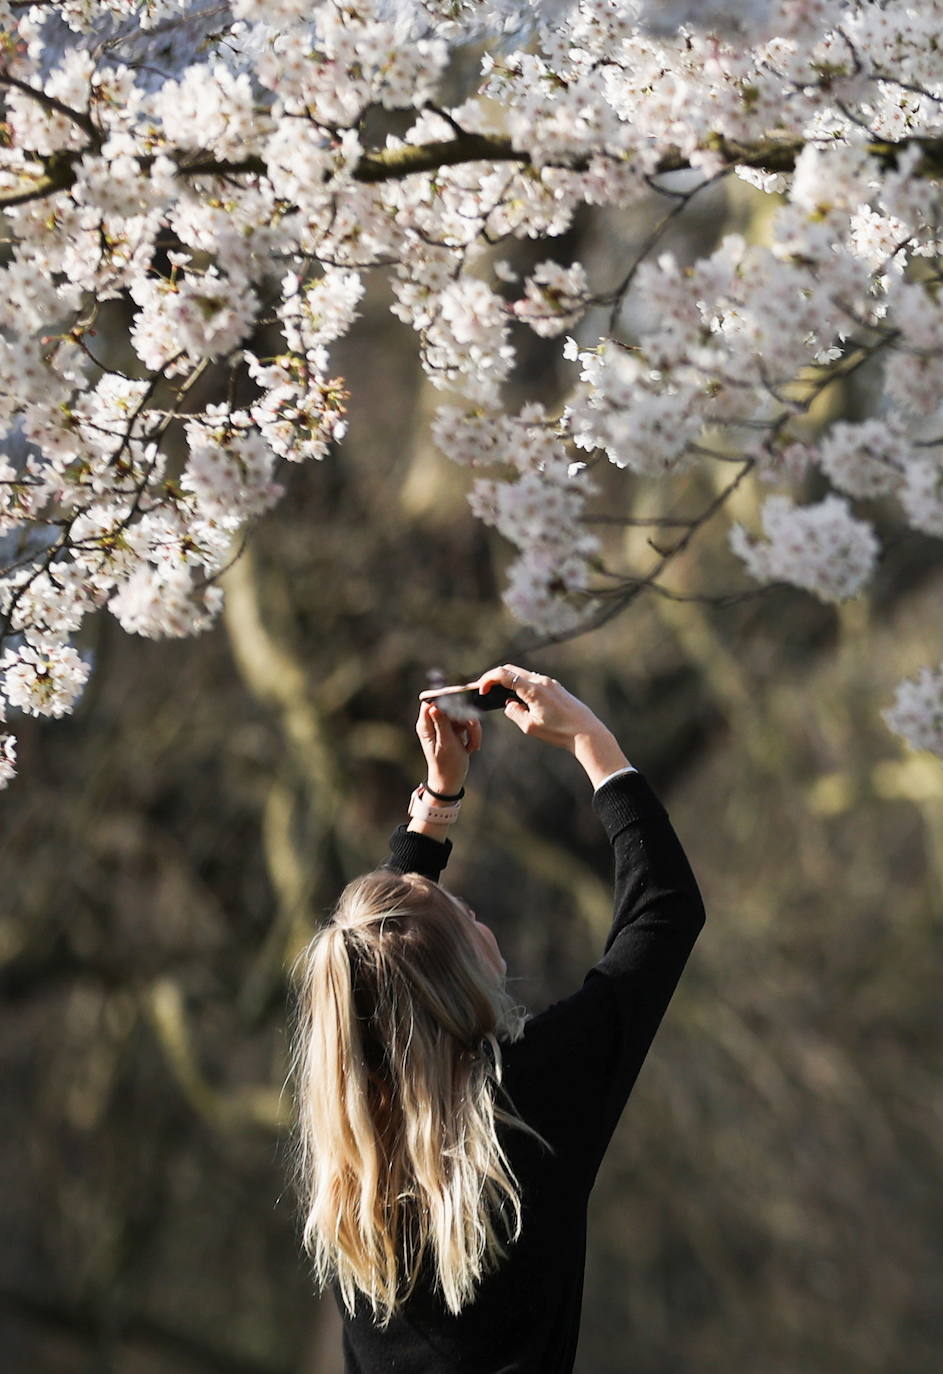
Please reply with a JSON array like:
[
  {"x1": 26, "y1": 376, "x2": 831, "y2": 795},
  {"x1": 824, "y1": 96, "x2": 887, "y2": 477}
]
[
  {"x1": 883, "y1": 666, "x2": 943, "y2": 760},
  {"x1": 728, "y1": 495, "x2": 880, "y2": 605},
  {"x1": 432, "y1": 403, "x2": 599, "y2": 634},
  {"x1": 0, "y1": 0, "x2": 941, "y2": 779}
]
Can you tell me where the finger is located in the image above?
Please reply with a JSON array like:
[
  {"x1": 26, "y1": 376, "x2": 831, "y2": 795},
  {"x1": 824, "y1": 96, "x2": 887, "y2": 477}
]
[
  {"x1": 477, "y1": 663, "x2": 540, "y2": 701},
  {"x1": 431, "y1": 705, "x2": 451, "y2": 747},
  {"x1": 439, "y1": 711, "x2": 469, "y2": 755},
  {"x1": 503, "y1": 700, "x2": 533, "y2": 733},
  {"x1": 474, "y1": 665, "x2": 510, "y2": 695},
  {"x1": 419, "y1": 702, "x2": 443, "y2": 749},
  {"x1": 466, "y1": 718, "x2": 483, "y2": 752},
  {"x1": 442, "y1": 712, "x2": 465, "y2": 743}
]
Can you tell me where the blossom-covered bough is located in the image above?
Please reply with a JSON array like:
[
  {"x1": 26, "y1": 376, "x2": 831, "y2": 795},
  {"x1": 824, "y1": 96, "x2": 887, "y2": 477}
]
[{"x1": 0, "y1": 0, "x2": 941, "y2": 786}]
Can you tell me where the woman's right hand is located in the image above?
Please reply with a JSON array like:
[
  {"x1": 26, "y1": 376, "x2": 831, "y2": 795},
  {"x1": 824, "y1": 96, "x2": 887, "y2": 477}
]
[{"x1": 476, "y1": 665, "x2": 633, "y2": 786}]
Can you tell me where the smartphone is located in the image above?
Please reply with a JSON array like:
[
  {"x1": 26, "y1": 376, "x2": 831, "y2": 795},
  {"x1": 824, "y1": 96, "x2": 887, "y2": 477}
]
[{"x1": 418, "y1": 682, "x2": 522, "y2": 718}]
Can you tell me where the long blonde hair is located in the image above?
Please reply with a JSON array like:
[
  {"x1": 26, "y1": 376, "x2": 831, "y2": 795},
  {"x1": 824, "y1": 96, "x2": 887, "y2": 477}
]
[{"x1": 288, "y1": 868, "x2": 551, "y2": 1325}]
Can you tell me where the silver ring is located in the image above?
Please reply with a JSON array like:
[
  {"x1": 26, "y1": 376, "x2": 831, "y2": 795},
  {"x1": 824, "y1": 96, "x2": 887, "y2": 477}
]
[{"x1": 511, "y1": 673, "x2": 519, "y2": 687}]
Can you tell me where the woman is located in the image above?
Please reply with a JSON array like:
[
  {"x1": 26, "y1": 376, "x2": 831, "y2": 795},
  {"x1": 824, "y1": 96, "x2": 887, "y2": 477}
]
[{"x1": 291, "y1": 665, "x2": 706, "y2": 1374}]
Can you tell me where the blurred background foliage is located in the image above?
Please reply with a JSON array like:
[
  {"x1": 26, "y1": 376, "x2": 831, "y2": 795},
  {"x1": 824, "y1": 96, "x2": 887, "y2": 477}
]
[{"x1": 1, "y1": 142, "x2": 942, "y2": 1374}]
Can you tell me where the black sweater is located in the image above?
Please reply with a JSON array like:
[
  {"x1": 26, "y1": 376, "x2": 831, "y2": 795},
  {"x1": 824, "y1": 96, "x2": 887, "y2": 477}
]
[{"x1": 335, "y1": 770, "x2": 706, "y2": 1374}]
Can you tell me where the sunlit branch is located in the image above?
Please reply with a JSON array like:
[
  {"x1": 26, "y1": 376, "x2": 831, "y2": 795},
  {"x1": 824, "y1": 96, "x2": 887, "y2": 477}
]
[{"x1": 4, "y1": 127, "x2": 943, "y2": 212}]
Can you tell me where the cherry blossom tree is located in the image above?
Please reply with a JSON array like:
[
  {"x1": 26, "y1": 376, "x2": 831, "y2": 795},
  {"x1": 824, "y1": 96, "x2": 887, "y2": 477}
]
[{"x1": 1, "y1": 0, "x2": 942, "y2": 787}]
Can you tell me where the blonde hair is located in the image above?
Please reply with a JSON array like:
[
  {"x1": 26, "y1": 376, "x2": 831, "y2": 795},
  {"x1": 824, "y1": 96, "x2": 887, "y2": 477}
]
[{"x1": 288, "y1": 868, "x2": 551, "y2": 1325}]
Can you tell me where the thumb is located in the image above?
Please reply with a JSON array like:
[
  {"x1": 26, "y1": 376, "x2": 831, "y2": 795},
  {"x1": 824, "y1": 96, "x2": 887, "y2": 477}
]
[{"x1": 504, "y1": 700, "x2": 531, "y2": 733}]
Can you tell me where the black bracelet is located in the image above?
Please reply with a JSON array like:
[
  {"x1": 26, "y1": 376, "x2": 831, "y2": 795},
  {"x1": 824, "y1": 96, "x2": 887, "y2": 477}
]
[{"x1": 423, "y1": 782, "x2": 465, "y2": 802}]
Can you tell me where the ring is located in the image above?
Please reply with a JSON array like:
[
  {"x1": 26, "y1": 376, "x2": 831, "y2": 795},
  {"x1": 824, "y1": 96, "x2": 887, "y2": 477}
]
[{"x1": 511, "y1": 673, "x2": 519, "y2": 687}]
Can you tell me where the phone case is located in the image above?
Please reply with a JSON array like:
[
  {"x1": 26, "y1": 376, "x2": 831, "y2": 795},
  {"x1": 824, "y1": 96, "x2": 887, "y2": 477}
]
[{"x1": 419, "y1": 683, "x2": 522, "y2": 715}]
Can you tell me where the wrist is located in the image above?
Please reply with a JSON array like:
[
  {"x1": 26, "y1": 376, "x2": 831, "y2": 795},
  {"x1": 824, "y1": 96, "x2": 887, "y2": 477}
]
[
  {"x1": 408, "y1": 783, "x2": 463, "y2": 828},
  {"x1": 572, "y1": 726, "x2": 631, "y2": 789},
  {"x1": 424, "y1": 780, "x2": 465, "y2": 802},
  {"x1": 426, "y1": 774, "x2": 466, "y2": 798},
  {"x1": 407, "y1": 815, "x2": 455, "y2": 839}
]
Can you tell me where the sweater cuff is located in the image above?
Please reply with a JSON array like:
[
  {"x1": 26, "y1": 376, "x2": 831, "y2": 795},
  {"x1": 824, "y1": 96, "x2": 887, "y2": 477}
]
[
  {"x1": 591, "y1": 770, "x2": 668, "y2": 840},
  {"x1": 592, "y1": 764, "x2": 638, "y2": 792},
  {"x1": 384, "y1": 823, "x2": 452, "y2": 881}
]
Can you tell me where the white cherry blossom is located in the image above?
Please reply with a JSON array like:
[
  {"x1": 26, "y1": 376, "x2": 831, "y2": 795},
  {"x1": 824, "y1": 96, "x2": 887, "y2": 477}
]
[
  {"x1": 109, "y1": 562, "x2": 224, "y2": 639},
  {"x1": 899, "y1": 454, "x2": 943, "y2": 538},
  {"x1": 0, "y1": 732, "x2": 16, "y2": 789},
  {"x1": 0, "y1": 0, "x2": 942, "y2": 765},
  {"x1": 883, "y1": 665, "x2": 943, "y2": 759},
  {"x1": 729, "y1": 495, "x2": 880, "y2": 604},
  {"x1": 1, "y1": 642, "x2": 91, "y2": 718},
  {"x1": 130, "y1": 267, "x2": 260, "y2": 375},
  {"x1": 182, "y1": 412, "x2": 282, "y2": 527},
  {"x1": 817, "y1": 419, "x2": 908, "y2": 500},
  {"x1": 512, "y1": 261, "x2": 590, "y2": 338}
]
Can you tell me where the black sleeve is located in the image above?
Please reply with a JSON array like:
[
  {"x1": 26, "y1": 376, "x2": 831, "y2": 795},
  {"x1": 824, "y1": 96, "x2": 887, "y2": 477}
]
[
  {"x1": 503, "y1": 771, "x2": 706, "y2": 1184},
  {"x1": 585, "y1": 771, "x2": 706, "y2": 1141},
  {"x1": 590, "y1": 770, "x2": 705, "y2": 964},
  {"x1": 382, "y1": 823, "x2": 452, "y2": 882}
]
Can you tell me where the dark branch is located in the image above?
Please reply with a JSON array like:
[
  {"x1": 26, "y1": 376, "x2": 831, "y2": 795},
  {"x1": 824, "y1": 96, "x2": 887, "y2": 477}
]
[
  {"x1": 0, "y1": 71, "x2": 99, "y2": 143},
  {"x1": 157, "y1": 130, "x2": 943, "y2": 185},
  {"x1": 6, "y1": 128, "x2": 943, "y2": 211},
  {"x1": 0, "y1": 149, "x2": 83, "y2": 207}
]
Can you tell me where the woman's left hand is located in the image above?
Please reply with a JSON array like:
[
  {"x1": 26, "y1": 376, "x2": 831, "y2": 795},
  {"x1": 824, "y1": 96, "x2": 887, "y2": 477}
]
[{"x1": 416, "y1": 701, "x2": 482, "y2": 796}]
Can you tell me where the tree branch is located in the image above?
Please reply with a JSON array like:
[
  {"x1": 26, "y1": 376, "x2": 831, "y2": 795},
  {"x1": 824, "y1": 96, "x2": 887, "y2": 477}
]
[
  {"x1": 0, "y1": 71, "x2": 99, "y2": 143},
  {"x1": 5, "y1": 128, "x2": 943, "y2": 212},
  {"x1": 176, "y1": 131, "x2": 943, "y2": 185},
  {"x1": 0, "y1": 149, "x2": 83, "y2": 207}
]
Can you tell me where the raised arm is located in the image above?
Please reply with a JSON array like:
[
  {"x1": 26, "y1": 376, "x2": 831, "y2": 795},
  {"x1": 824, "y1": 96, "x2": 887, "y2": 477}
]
[
  {"x1": 476, "y1": 665, "x2": 706, "y2": 1168},
  {"x1": 383, "y1": 700, "x2": 481, "y2": 881},
  {"x1": 586, "y1": 769, "x2": 706, "y2": 1128}
]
